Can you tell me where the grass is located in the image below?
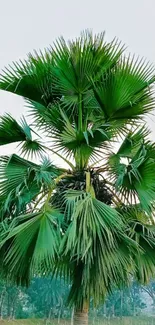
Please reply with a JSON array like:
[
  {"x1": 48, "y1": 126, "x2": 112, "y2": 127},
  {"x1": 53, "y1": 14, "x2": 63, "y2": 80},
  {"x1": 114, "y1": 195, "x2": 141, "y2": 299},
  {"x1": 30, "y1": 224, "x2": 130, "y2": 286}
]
[{"x1": 0, "y1": 318, "x2": 155, "y2": 325}]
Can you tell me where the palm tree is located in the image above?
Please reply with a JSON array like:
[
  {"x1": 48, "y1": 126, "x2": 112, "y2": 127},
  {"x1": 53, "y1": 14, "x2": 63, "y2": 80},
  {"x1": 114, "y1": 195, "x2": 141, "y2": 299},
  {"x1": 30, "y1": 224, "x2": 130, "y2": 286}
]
[{"x1": 0, "y1": 31, "x2": 155, "y2": 325}]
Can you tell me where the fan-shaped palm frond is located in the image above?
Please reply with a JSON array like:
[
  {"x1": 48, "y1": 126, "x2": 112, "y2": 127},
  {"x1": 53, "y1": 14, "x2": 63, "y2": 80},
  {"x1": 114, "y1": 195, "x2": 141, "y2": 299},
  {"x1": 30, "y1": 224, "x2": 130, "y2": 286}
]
[
  {"x1": 59, "y1": 189, "x2": 137, "y2": 307},
  {"x1": 113, "y1": 201, "x2": 155, "y2": 285},
  {"x1": 92, "y1": 57, "x2": 155, "y2": 121},
  {"x1": 0, "y1": 207, "x2": 63, "y2": 285},
  {"x1": 0, "y1": 114, "x2": 30, "y2": 145},
  {"x1": 0, "y1": 51, "x2": 56, "y2": 105},
  {"x1": 127, "y1": 216, "x2": 155, "y2": 283},
  {"x1": 0, "y1": 154, "x2": 63, "y2": 219},
  {"x1": 50, "y1": 33, "x2": 124, "y2": 103},
  {"x1": 108, "y1": 128, "x2": 155, "y2": 211},
  {"x1": 0, "y1": 114, "x2": 44, "y2": 159}
]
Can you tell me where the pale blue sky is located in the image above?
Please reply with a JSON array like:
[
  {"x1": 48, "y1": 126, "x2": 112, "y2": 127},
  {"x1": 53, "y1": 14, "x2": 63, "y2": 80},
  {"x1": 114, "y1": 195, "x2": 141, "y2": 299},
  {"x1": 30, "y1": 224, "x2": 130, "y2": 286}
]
[{"x1": 0, "y1": 0, "x2": 155, "y2": 157}]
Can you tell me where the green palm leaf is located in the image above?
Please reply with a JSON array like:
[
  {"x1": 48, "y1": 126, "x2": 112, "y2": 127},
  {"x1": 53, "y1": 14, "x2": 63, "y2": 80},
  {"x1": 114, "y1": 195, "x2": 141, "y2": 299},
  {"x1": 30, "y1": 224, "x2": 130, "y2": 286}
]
[
  {"x1": 0, "y1": 207, "x2": 63, "y2": 285},
  {"x1": 0, "y1": 52, "x2": 56, "y2": 105},
  {"x1": 59, "y1": 190, "x2": 137, "y2": 307},
  {"x1": 108, "y1": 130, "x2": 155, "y2": 211},
  {"x1": 93, "y1": 57, "x2": 155, "y2": 121},
  {"x1": 0, "y1": 114, "x2": 44, "y2": 158},
  {"x1": 128, "y1": 220, "x2": 155, "y2": 283},
  {"x1": 51, "y1": 32, "x2": 124, "y2": 99},
  {"x1": 0, "y1": 114, "x2": 30, "y2": 145},
  {"x1": 0, "y1": 154, "x2": 63, "y2": 219}
]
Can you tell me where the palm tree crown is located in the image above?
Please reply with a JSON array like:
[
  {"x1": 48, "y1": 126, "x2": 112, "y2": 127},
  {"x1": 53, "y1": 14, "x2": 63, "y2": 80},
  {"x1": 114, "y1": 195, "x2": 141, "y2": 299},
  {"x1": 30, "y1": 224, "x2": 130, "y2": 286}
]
[{"x1": 0, "y1": 31, "x2": 155, "y2": 316}]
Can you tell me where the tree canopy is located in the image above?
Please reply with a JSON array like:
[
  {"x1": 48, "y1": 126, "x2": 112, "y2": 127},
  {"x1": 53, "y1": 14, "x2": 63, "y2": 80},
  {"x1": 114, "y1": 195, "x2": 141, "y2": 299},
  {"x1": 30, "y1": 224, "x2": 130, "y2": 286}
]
[{"x1": 0, "y1": 31, "x2": 155, "y2": 319}]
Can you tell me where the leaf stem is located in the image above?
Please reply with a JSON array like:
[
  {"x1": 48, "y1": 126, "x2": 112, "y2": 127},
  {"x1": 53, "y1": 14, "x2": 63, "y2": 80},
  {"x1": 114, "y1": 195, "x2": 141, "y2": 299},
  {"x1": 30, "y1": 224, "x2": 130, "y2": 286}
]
[
  {"x1": 34, "y1": 191, "x2": 48, "y2": 210},
  {"x1": 43, "y1": 145, "x2": 75, "y2": 170},
  {"x1": 78, "y1": 93, "x2": 83, "y2": 132}
]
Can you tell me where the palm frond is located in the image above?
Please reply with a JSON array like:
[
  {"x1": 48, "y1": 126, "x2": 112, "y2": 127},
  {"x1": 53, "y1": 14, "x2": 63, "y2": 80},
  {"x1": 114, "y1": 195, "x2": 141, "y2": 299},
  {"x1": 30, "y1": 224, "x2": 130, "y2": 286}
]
[
  {"x1": 0, "y1": 114, "x2": 29, "y2": 145},
  {"x1": 117, "y1": 126, "x2": 149, "y2": 158},
  {"x1": 62, "y1": 189, "x2": 134, "y2": 258},
  {"x1": 108, "y1": 130, "x2": 155, "y2": 211},
  {"x1": 0, "y1": 154, "x2": 63, "y2": 219},
  {"x1": 0, "y1": 114, "x2": 44, "y2": 159},
  {"x1": 128, "y1": 220, "x2": 155, "y2": 284},
  {"x1": 50, "y1": 31, "x2": 124, "y2": 99},
  {"x1": 58, "y1": 189, "x2": 137, "y2": 307},
  {"x1": 93, "y1": 56, "x2": 155, "y2": 121},
  {"x1": 0, "y1": 51, "x2": 57, "y2": 105},
  {"x1": 19, "y1": 139, "x2": 44, "y2": 158},
  {"x1": 0, "y1": 207, "x2": 63, "y2": 285}
]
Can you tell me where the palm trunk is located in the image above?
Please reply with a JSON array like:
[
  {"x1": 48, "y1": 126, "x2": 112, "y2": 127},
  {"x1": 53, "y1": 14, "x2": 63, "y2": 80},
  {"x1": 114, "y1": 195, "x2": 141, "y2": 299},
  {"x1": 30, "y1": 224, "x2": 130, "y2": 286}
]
[
  {"x1": 74, "y1": 310, "x2": 88, "y2": 325},
  {"x1": 74, "y1": 301, "x2": 89, "y2": 325}
]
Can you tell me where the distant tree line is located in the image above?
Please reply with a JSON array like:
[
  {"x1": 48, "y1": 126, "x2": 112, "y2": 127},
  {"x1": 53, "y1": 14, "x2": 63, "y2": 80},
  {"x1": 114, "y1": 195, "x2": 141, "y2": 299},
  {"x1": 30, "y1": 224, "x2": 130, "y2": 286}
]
[{"x1": 0, "y1": 277, "x2": 154, "y2": 320}]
